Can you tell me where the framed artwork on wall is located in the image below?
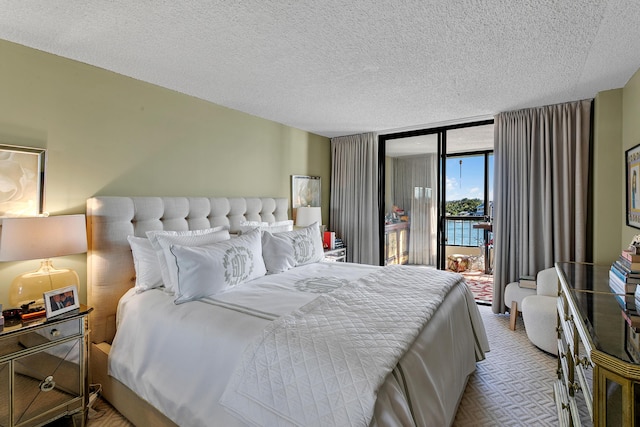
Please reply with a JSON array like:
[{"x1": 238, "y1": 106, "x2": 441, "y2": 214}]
[
  {"x1": 0, "y1": 144, "x2": 46, "y2": 218},
  {"x1": 291, "y1": 175, "x2": 321, "y2": 208},
  {"x1": 626, "y1": 143, "x2": 640, "y2": 229}
]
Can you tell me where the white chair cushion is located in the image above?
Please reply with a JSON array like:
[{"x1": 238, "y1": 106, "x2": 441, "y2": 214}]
[
  {"x1": 535, "y1": 267, "x2": 559, "y2": 297},
  {"x1": 522, "y1": 295, "x2": 557, "y2": 354},
  {"x1": 504, "y1": 282, "x2": 536, "y2": 310}
]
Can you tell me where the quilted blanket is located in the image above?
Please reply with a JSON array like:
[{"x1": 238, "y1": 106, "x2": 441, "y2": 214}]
[{"x1": 220, "y1": 265, "x2": 463, "y2": 427}]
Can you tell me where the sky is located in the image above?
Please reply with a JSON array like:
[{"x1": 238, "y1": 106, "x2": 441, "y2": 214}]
[{"x1": 445, "y1": 155, "x2": 493, "y2": 202}]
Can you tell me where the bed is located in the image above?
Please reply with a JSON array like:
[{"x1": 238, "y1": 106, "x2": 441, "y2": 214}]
[{"x1": 86, "y1": 196, "x2": 489, "y2": 427}]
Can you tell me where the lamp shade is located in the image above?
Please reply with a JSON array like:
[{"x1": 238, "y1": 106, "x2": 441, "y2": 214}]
[
  {"x1": 0, "y1": 214, "x2": 87, "y2": 261},
  {"x1": 296, "y1": 206, "x2": 322, "y2": 228}
]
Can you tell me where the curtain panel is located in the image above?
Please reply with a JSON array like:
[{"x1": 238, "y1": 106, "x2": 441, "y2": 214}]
[
  {"x1": 330, "y1": 133, "x2": 380, "y2": 265},
  {"x1": 492, "y1": 99, "x2": 592, "y2": 313},
  {"x1": 393, "y1": 155, "x2": 438, "y2": 265}
]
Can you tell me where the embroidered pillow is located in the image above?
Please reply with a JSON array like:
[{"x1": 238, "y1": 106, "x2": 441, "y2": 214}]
[
  {"x1": 169, "y1": 228, "x2": 266, "y2": 304},
  {"x1": 127, "y1": 236, "x2": 163, "y2": 292},
  {"x1": 146, "y1": 227, "x2": 230, "y2": 294},
  {"x1": 261, "y1": 222, "x2": 324, "y2": 274}
]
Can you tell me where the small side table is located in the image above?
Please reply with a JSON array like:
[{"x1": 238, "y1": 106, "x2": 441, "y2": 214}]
[
  {"x1": 0, "y1": 305, "x2": 93, "y2": 427},
  {"x1": 324, "y1": 247, "x2": 347, "y2": 262}
]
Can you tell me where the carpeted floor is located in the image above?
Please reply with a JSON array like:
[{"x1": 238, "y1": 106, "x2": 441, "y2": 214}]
[
  {"x1": 453, "y1": 305, "x2": 559, "y2": 426},
  {"x1": 78, "y1": 305, "x2": 563, "y2": 427}
]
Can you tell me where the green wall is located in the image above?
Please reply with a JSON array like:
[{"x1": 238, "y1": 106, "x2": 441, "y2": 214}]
[
  {"x1": 622, "y1": 69, "x2": 640, "y2": 249},
  {"x1": 592, "y1": 68, "x2": 640, "y2": 264},
  {"x1": 593, "y1": 89, "x2": 623, "y2": 264},
  {"x1": 0, "y1": 39, "x2": 331, "y2": 308}
]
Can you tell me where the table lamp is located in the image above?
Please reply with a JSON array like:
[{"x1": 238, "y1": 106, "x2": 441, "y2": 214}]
[
  {"x1": 0, "y1": 214, "x2": 87, "y2": 307},
  {"x1": 295, "y1": 206, "x2": 322, "y2": 228}
]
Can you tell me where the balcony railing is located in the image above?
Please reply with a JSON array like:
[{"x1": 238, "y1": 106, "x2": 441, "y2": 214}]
[{"x1": 445, "y1": 216, "x2": 490, "y2": 247}]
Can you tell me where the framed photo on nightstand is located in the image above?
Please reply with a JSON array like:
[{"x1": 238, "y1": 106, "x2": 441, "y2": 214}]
[{"x1": 44, "y1": 285, "x2": 79, "y2": 318}]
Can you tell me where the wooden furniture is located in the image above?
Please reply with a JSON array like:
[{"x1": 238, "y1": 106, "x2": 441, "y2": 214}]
[
  {"x1": 384, "y1": 222, "x2": 409, "y2": 265},
  {"x1": 324, "y1": 247, "x2": 346, "y2": 262},
  {"x1": 0, "y1": 305, "x2": 92, "y2": 427},
  {"x1": 555, "y1": 262, "x2": 640, "y2": 426}
]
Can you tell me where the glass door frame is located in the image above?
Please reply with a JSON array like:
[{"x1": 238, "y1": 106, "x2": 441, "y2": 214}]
[{"x1": 378, "y1": 119, "x2": 493, "y2": 267}]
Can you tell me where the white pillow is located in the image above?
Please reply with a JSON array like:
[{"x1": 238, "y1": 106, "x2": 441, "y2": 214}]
[
  {"x1": 238, "y1": 219, "x2": 294, "y2": 235},
  {"x1": 261, "y1": 222, "x2": 324, "y2": 274},
  {"x1": 266, "y1": 220, "x2": 294, "y2": 233},
  {"x1": 127, "y1": 236, "x2": 163, "y2": 292},
  {"x1": 169, "y1": 228, "x2": 266, "y2": 304},
  {"x1": 146, "y1": 227, "x2": 230, "y2": 294}
]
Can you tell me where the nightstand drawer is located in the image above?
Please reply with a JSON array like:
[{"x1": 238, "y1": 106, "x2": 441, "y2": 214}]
[
  {"x1": 12, "y1": 337, "x2": 83, "y2": 426},
  {"x1": 0, "y1": 318, "x2": 81, "y2": 358},
  {"x1": 0, "y1": 305, "x2": 91, "y2": 427}
]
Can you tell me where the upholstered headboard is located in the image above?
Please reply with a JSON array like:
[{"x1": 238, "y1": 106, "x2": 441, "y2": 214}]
[{"x1": 86, "y1": 196, "x2": 289, "y2": 344}]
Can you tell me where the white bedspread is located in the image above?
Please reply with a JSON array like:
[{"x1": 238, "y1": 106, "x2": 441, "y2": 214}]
[
  {"x1": 109, "y1": 262, "x2": 488, "y2": 427},
  {"x1": 220, "y1": 265, "x2": 462, "y2": 427}
]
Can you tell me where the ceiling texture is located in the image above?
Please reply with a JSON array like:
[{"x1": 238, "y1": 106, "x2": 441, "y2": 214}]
[{"x1": 1, "y1": 1, "x2": 639, "y2": 138}]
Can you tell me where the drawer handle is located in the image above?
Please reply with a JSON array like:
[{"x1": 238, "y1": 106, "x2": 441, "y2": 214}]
[
  {"x1": 50, "y1": 329, "x2": 61, "y2": 337},
  {"x1": 39, "y1": 376, "x2": 56, "y2": 392},
  {"x1": 556, "y1": 325, "x2": 563, "y2": 333},
  {"x1": 577, "y1": 356, "x2": 591, "y2": 368}
]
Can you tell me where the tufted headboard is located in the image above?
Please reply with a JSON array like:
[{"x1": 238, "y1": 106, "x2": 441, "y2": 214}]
[{"x1": 86, "y1": 196, "x2": 289, "y2": 344}]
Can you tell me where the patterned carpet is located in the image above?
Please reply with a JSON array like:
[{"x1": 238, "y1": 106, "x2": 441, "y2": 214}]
[
  {"x1": 453, "y1": 305, "x2": 559, "y2": 426},
  {"x1": 460, "y1": 269, "x2": 494, "y2": 304},
  {"x1": 76, "y1": 305, "x2": 563, "y2": 427}
]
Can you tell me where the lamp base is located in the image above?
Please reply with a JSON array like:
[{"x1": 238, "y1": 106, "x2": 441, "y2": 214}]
[{"x1": 8, "y1": 260, "x2": 80, "y2": 307}]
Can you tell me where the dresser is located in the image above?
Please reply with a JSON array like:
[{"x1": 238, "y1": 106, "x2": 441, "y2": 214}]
[
  {"x1": 384, "y1": 222, "x2": 409, "y2": 265},
  {"x1": 555, "y1": 262, "x2": 640, "y2": 426},
  {"x1": 0, "y1": 305, "x2": 92, "y2": 427}
]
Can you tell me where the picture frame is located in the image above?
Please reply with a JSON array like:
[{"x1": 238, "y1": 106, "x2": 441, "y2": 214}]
[
  {"x1": 44, "y1": 285, "x2": 79, "y2": 318},
  {"x1": 291, "y1": 175, "x2": 321, "y2": 208},
  {"x1": 0, "y1": 144, "x2": 46, "y2": 218},
  {"x1": 627, "y1": 143, "x2": 640, "y2": 229}
]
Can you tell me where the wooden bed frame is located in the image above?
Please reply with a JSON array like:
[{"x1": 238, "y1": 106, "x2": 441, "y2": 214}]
[{"x1": 86, "y1": 196, "x2": 289, "y2": 426}]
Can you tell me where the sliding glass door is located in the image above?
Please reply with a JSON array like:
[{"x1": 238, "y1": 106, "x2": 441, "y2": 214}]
[
  {"x1": 383, "y1": 133, "x2": 439, "y2": 266},
  {"x1": 379, "y1": 121, "x2": 493, "y2": 269}
]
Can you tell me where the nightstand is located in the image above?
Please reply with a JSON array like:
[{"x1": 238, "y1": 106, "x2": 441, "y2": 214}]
[
  {"x1": 0, "y1": 305, "x2": 92, "y2": 427},
  {"x1": 324, "y1": 247, "x2": 347, "y2": 262}
]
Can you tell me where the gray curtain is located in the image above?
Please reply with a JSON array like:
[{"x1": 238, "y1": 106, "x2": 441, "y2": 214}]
[
  {"x1": 330, "y1": 132, "x2": 380, "y2": 265},
  {"x1": 492, "y1": 99, "x2": 592, "y2": 314},
  {"x1": 393, "y1": 155, "x2": 438, "y2": 265}
]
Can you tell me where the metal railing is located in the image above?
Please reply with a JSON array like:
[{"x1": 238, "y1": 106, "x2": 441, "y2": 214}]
[{"x1": 445, "y1": 216, "x2": 488, "y2": 247}]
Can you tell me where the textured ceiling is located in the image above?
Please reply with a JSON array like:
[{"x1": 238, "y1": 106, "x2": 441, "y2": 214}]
[{"x1": 1, "y1": 1, "x2": 639, "y2": 138}]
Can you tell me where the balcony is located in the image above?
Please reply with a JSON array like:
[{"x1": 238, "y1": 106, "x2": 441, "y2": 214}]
[{"x1": 445, "y1": 216, "x2": 493, "y2": 304}]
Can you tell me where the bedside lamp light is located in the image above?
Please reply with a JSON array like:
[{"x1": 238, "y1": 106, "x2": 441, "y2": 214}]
[
  {"x1": 295, "y1": 206, "x2": 322, "y2": 228},
  {"x1": 0, "y1": 214, "x2": 87, "y2": 307}
]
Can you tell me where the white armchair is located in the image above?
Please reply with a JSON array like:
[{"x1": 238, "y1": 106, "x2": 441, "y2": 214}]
[
  {"x1": 504, "y1": 280, "x2": 536, "y2": 330},
  {"x1": 521, "y1": 268, "x2": 559, "y2": 354}
]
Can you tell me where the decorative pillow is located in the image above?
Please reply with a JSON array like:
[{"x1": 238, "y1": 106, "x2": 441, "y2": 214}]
[
  {"x1": 169, "y1": 228, "x2": 266, "y2": 304},
  {"x1": 238, "y1": 220, "x2": 294, "y2": 235},
  {"x1": 127, "y1": 236, "x2": 163, "y2": 292},
  {"x1": 261, "y1": 222, "x2": 324, "y2": 274},
  {"x1": 146, "y1": 227, "x2": 230, "y2": 294}
]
